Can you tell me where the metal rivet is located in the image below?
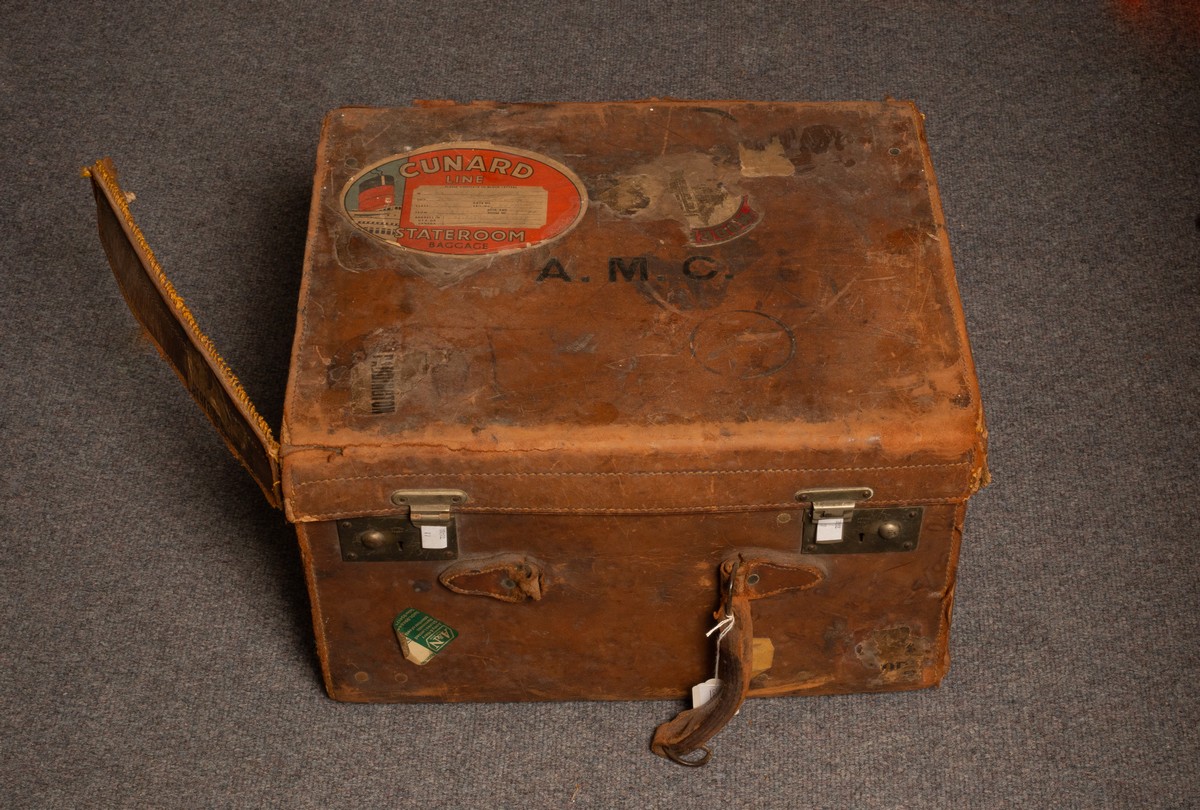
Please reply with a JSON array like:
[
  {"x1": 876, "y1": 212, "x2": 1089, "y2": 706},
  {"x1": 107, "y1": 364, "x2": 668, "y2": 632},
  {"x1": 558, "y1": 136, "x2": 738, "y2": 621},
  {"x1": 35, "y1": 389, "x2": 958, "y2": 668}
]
[
  {"x1": 878, "y1": 521, "x2": 902, "y2": 540},
  {"x1": 776, "y1": 513, "x2": 792, "y2": 524},
  {"x1": 358, "y1": 529, "x2": 388, "y2": 549},
  {"x1": 340, "y1": 521, "x2": 352, "y2": 528},
  {"x1": 345, "y1": 552, "x2": 358, "y2": 560},
  {"x1": 499, "y1": 578, "x2": 516, "y2": 589},
  {"x1": 746, "y1": 574, "x2": 760, "y2": 585},
  {"x1": 889, "y1": 147, "x2": 901, "y2": 155},
  {"x1": 354, "y1": 671, "x2": 370, "y2": 683}
]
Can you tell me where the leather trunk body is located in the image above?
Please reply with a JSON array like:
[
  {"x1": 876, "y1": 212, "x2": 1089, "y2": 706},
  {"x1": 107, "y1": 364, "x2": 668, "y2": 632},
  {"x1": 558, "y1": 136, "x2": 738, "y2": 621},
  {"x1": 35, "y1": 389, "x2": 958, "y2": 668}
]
[{"x1": 281, "y1": 100, "x2": 988, "y2": 704}]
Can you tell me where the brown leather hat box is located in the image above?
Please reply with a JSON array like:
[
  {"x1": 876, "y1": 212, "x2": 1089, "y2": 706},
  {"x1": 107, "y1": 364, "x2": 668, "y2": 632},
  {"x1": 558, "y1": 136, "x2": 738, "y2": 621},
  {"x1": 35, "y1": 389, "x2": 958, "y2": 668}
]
[{"x1": 85, "y1": 99, "x2": 988, "y2": 765}]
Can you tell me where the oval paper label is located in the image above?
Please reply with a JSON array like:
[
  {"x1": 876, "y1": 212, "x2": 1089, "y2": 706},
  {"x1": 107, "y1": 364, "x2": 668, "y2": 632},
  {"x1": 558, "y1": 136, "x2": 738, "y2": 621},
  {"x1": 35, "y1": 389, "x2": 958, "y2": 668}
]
[{"x1": 341, "y1": 142, "x2": 587, "y2": 256}]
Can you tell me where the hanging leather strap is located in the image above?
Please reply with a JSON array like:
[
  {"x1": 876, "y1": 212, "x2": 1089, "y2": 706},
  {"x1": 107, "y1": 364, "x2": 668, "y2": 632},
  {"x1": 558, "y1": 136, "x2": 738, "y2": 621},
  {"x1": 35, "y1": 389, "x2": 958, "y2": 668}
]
[
  {"x1": 651, "y1": 552, "x2": 823, "y2": 766},
  {"x1": 83, "y1": 159, "x2": 282, "y2": 506}
]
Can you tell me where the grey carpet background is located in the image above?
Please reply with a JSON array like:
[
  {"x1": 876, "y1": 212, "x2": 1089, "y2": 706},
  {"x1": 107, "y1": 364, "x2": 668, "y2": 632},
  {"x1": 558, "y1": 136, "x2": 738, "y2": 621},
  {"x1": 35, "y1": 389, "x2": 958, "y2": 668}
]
[{"x1": 3, "y1": 1, "x2": 1198, "y2": 807}]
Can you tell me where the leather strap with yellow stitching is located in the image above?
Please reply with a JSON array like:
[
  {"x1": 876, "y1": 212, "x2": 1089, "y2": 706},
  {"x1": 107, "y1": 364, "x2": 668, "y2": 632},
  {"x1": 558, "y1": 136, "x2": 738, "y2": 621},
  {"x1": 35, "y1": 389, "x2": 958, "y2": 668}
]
[{"x1": 82, "y1": 159, "x2": 282, "y2": 507}]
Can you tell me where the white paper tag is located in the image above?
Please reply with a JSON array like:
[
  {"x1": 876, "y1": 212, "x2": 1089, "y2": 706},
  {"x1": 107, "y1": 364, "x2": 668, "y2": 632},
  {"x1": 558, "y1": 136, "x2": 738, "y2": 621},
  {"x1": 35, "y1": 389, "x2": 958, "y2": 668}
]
[
  {"x1": 420, "y1": 525, "x2": 449, "y2": 549},
  {"x1": 815, "y1": 517, "x2": 845, "y2": 544},
  {"x1": 691, "y1": 678, "x2": 720, "y2": 709},
  {"x1": 411, "y1": 185, "x2": 549, "y2": 228}
]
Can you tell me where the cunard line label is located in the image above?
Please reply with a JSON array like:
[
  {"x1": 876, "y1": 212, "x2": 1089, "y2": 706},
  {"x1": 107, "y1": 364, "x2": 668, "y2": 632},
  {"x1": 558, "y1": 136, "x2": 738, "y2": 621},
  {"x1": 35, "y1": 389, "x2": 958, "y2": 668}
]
[{"x1": 341, "y1": 142, "x2": 588, "y2": 257}]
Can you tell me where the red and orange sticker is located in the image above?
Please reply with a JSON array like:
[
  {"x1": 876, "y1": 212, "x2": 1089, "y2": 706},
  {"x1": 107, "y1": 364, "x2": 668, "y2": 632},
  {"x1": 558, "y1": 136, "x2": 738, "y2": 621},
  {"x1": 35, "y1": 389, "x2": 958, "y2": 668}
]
[{"x1": 341, "y1": 142, "x2": 588, "y2": 257}]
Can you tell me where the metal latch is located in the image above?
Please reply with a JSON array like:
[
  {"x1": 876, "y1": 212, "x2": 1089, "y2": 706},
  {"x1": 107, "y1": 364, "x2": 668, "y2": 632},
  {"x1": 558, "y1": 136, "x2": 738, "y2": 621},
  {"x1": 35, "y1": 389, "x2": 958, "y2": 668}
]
[
  {"x1": 390, "y1": 489, "x2": 467, "y2": 531},
  {"x1": 337, "y1": 489, "x2": 468, "y2": 562},
  {"x1": 798, "y1": 487, "x2": 873, "y2": 544},
  {"x1": 797, "y1": 487, "x2": 923, "y2": 554}
]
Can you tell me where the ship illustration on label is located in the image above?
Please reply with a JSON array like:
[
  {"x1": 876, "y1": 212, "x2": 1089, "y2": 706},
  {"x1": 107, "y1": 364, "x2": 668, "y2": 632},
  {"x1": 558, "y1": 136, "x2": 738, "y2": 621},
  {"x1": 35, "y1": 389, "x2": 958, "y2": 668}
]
[{"x1": 341, "y1": 142, "x2": 588, "y2": 257}]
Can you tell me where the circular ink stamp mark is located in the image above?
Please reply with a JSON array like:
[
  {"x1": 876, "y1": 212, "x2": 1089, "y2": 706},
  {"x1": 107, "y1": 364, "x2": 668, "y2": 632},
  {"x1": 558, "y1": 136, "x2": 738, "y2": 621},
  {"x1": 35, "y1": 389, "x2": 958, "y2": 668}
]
[{"x1": 690, "y1": 310, "x2": 796, "y2": 379}]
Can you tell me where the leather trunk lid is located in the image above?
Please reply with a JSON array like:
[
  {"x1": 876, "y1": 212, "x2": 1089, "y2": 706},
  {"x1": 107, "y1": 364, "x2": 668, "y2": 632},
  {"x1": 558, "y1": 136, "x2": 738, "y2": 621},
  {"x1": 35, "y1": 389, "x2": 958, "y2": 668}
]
[{"x1": 281, "y1": 100, "x2": 987, "y2": 521}]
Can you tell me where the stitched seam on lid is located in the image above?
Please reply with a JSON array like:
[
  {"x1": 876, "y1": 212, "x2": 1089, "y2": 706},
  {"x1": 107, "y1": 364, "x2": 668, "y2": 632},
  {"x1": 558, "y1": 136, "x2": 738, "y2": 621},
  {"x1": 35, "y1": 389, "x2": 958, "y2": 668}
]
[
  {"x1": 291, "y1": 461, "x2": 973, "y2": 488},
  {"x1": 291, "y1": 496, "x2": 967, "y2": 521}
]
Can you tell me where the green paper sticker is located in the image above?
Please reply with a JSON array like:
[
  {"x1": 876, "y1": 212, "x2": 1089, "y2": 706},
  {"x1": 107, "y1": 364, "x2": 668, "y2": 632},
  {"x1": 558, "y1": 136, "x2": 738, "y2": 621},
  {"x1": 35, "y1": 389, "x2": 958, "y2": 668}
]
[{"x1": 393, "y1": 608, "x2": 458, "y2": 666}]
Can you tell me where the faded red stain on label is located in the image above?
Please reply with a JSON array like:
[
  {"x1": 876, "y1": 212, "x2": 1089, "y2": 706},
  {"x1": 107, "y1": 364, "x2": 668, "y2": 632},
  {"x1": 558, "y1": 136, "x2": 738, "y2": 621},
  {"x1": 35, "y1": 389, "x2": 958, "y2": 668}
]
[
  {"x1": 342, "y1": 143, "x2": 587, "y2": 256},
  {"x1": 691, "y1": 195, "x2": 762, "y2": 245}
]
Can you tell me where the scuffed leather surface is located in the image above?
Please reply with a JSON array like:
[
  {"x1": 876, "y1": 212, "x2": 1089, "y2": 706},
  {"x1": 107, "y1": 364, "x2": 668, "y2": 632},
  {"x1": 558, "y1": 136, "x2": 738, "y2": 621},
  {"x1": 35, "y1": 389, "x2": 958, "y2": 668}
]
[
  {"x1": 283, "y1": 445, "x2": 976, "y2": 523},
  {"x1": 280, "y1": 101, "x2": 988, "y2": 513},
  {"x1": 297, "y1": 505, "x2": 962, "y2": 703},
  {"x1": 281, "y1": 101, "x2": 985, "y2": 707}
]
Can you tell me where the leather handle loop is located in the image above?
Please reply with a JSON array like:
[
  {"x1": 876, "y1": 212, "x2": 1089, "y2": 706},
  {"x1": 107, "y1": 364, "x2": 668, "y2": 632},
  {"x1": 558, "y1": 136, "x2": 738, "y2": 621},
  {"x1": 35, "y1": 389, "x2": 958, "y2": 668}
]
[
  {"x1": 651, "y1": 552, "x2": 824, "y2": 766},
  {"x1": 664, "y1": 745, "x2": 713, "y2": 767},
  {"x1": 651, "y1": 556, "x2": 755, "y2": 764},
  {"x1": 439, "y1": 554, "x2": 545, "y2": 602}
]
